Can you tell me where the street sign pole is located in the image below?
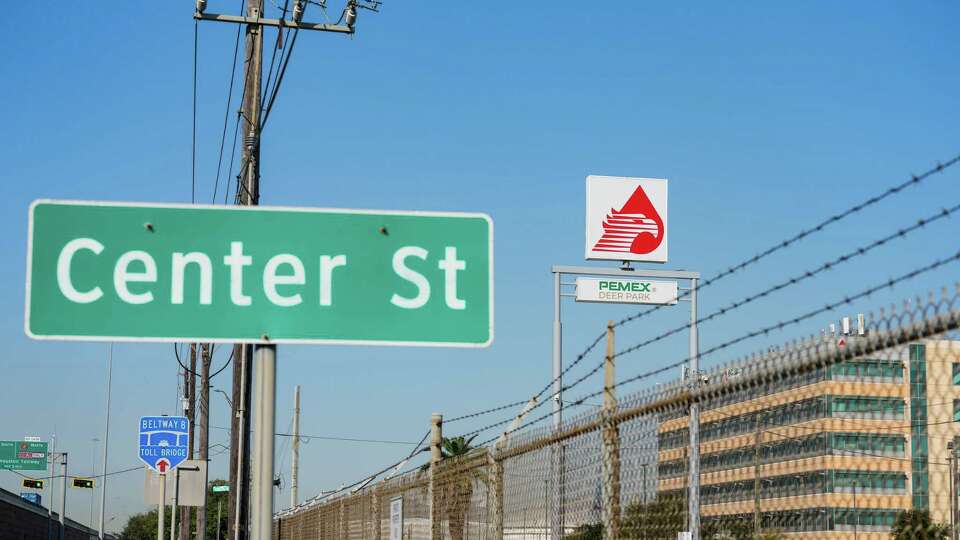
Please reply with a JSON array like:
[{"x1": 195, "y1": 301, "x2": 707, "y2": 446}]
[
  {"x1": 158, "y1": 471, "x2": 166, "y2": 540},
  {"x1": 171, "y1": 469, "x2": 179, "y2": 540},
  {"x1": 550, "y1": 265, "x2": 701, "y2": 539},
  {"x1": 58, "y1": 453, "x2": 67, "y2": 540},
  {"x1": 250, "y1": 344, "x2": 276, "y2": 540}
]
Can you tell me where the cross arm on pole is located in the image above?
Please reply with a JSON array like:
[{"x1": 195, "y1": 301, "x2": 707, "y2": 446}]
[{"x1": 194, "y1": 12, "x2": 355, "y2": 34}]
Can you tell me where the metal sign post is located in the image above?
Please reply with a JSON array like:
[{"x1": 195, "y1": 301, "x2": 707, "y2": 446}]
[{"x1": 550, "y1": 265, "x2": 700, "y2": 540}]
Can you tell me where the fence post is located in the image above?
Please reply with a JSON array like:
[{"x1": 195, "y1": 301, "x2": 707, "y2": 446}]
[
  {"x1": 373, "y1": 485, "x2": 382, "y2": 540},
  {"x1": 489, "y1": 451, "x2": 504, "y2": 540},
  {"x1": 430, "y1": 413, "x2": 444, "y2": 540},
  {"x1": 340, "y1": 498, "x2": 347, "y2": 540},
  {"x1": 601, "y1": 321, "x2": 621, "y2": 540}
]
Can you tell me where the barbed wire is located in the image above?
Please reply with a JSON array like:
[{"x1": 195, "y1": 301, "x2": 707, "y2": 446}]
[
  {"x1": 472, "y1": 252, "x2": 960, "y2": 446},
  {"x1": 613, "y1": 201, "x2": 960, "y2": 359},
  {"x1": 446, "y1": 196, "x2": 960, "y2": 436},
  {"x1": 444, "y1": 154, "x2": 960, "y2": 429}
]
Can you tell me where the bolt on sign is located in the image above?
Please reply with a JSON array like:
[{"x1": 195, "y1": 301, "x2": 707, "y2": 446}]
[
  {"x1": 25, "y1": 201, "x2": 493, "y2": 347},
  {"x1": 0, "y1": 441, "x2": 48, "y2": 471},
  {"x1": 575, "y1": 277, "x2": 679, "y2": 305},
  {"x1": 585, "y1": 176, "x2": 668, "y2": 263}
]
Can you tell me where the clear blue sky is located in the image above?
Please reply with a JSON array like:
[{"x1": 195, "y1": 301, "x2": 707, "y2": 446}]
[{"x1": 1, "y1": 1, "x2": 958, "y2": 532}]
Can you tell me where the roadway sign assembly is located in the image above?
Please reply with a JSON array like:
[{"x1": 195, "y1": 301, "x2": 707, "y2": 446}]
[
  {"x1": 575, "y1": 277, "x2": 678, "y2": 305},
  {"x1": 212, "y1": 484, "x2": 230, "y2": 493},
  {"x1": 0, "y1": 441, "x2": 48, "y2": 471},
  {"x1": 25, "y1": 200, "x2": 493, "y2": 347},
  {"x1": 21, "y1": 478, "x2": 43, "y2": 490},
  {"x1": 138, "y1": 416, "x2": 190, "y2": 473},
  {"x1": 585, "y1": 176, "x2": 668, "y2": 263},
  {"x1": 20, "y1": 492, "x2": 41, "y2": 505},
  {"x1": 144, "y1": 460, "x2": 207, "y2": 506},
  {"x1": 72, "y1": 478, "x2": 95, "y2": 489}
]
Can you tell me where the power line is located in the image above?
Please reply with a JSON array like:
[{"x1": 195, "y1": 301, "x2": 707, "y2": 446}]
[
  {"x1": 211, "y1": 0, "x2": 246, "y2": 204},
  {"x1": 208, "y1": 425, "x2": 419, "y2": 446},
  {"x1": 7, "y1": 465, "x2": 143, "y2": 482},
  {"x1": 260, "y1": 28, "x2": 299, "y2": 131},
  {"x1": 192, "y1": 19, "x2": 199, "y2": 204}
]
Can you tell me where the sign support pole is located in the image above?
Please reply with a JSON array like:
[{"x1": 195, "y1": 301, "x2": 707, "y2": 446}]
[
  {"x1": 171, "y1": 470, "x2": 180, "y2": 540},
  {"x1": 97, "y1": 344, "x2": 112, "y2": 540},
  {"x1": 550, "y1": 271, "x2": 564, "y2": 540},
  {"x1": 58, "y1": 453, "x2": 67, "y2": 540},
  {"x1": 158, "y1": 471, "x2": 166, "y2": 540},
  {"x1": 250, "y1": 344, "x2": 276, "y2": 539},
  {"x1": 687, "y1": 278, "x2": 700, "y2": 540}
]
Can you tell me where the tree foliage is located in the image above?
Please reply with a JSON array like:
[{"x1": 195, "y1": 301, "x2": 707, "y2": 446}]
[
  {"x1": 117, "y1": 479, "x2": 231, "y2": 540},
  {"x1": 891, "y1": 510, "x2": 949, "y2": 540}
]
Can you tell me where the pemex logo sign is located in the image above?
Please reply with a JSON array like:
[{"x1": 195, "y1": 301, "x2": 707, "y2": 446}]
[{"x1": 585, "y1": 176, "x2": 668, "y2": 263}]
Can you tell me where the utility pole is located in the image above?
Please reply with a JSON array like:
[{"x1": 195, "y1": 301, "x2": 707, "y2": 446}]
[
  {"x1": 181, "y1": 344, "x2": 197, "y2": 540},
  {"x1": 197, "y1": 343, "x2": 212, "y2": 539},
  {"x1": 291, "y1": 385, "x2": 301, "y2": 508},
  {"x1": 228, "y1": 0, "x2": 263, "y2": 534},
  {"x1": 191, "y1": 1, "x2": 370, "y2": 537}
]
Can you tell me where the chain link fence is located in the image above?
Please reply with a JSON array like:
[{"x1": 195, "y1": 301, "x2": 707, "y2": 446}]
[{"x1": 275, "y1": 283, "x2": 960, "y2": 539}]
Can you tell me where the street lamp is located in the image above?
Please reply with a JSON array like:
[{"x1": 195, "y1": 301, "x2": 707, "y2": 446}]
[{"x1": 211, "y1": 386, "x2": 233, "y2": 408}]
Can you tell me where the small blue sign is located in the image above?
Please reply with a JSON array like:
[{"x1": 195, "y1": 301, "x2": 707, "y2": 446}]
[
  {"x1": 138, "y1": 416, "x2": 189, "y2": 473},
  {"x1": 20, "y1": 492, "x2": 41, "y2": 505}
]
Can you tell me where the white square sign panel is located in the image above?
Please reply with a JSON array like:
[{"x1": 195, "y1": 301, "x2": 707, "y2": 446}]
[{"x1": 585, "y1": 176, "x2": 668, "y2": 263}]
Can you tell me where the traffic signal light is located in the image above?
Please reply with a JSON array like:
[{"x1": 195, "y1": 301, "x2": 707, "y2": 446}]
[
  {"x1": 22, "y1": 478, "x2": 43, "y2": 490},
  {"x1": 72, "y1": 478, "x2": 95, "y2": 489}
]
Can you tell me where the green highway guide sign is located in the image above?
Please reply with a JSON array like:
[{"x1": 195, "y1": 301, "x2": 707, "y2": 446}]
[
  {"x1": 0, "y1": 441, "x2": 48, "y2": 471},
  {"x1": 26, "y1": 200, "x2": 493, "y2": 347}
]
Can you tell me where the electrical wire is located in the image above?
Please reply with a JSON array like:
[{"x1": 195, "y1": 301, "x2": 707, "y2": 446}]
[
  {"x1": 260, "y1": 28, "x2": 300, "y2": 132},
  {"x1": 208, "y1": 425, "x2": 420, "y2": 446},
  {"x1": 212, "y1": 0, "x2": 246, "y2": 204},
  {"x1": 192, "y1": 19, "x2": 199, "y2": 204},
  {"x1": 174, "y1": 343, "x2": 233, "y2": 381}
]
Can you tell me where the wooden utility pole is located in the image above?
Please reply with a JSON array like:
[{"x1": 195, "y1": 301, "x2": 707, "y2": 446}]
[
  {"x1": 228, "y1": 1, "x2": 263, "y2": 537},
  {"x1": 191, "y1": 2, "x2": 362, "y2": 537},
  {"x1": 181, "y1": 344, "x2": 197, "y2": 540},
  {"x1": 601, "y1": 321, "x2": 620, "y2": 540},
  {"x1": 196, "y1": 343, "x2": 212, "y2": 539},
  {"x1": 429, "y1": 413, "x2": 443, "y2": 540}
]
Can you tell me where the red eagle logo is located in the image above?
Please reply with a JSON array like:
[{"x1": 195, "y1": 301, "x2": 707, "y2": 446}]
[{"x1": 591, "y1": 186, "x2": 664, "y2": 255}]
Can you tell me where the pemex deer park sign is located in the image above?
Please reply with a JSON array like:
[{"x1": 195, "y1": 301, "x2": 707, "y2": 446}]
[{"x1": 25, "y1": 200, "x2": 493, "y2": 347}]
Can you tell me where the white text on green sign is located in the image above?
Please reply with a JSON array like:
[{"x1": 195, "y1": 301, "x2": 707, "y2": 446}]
[{"x1": 26, "y1": 201, "x2": 493, "y2": 346}]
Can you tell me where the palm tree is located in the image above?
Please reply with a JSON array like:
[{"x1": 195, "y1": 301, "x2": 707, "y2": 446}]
[{"x1": 421, "y1": 435, "x2": 487, "y2": 540}]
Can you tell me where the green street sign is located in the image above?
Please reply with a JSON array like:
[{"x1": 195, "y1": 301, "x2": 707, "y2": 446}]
[
  {"x1": 212, "y1": 485, "x2": 230, "y2": 493},
  {"x1": 26, "y1": 200, "x2": 493, "y2": 347},
  {"x1": 0, "y1": 441, "x2": 48, "y2": 471}
]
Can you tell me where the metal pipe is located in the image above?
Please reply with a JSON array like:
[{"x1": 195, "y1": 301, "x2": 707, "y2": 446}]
[
  {"x1": 98, "y1": 344, "x2": 113, "y2": 539},
  {"x1": 158, "y1": 471, "x2": 166, "y2": 540},
  {"x1": 250, "y1": 344, "x2": 276, "y2": 540},
  {"x1": 59, "y1": 453, "x2": 67, "y2": 540},
  {"x1": 551, "y1": 271, "x2": 563, "y2": 540},
  {"x1": 687, "y1": 278, "x2": 700, "y2": 540}
]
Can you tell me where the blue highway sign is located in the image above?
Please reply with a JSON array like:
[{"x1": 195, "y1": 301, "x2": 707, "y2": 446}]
[{"x1": 139, "y1": 416, "x2": 189, "y2": 473}]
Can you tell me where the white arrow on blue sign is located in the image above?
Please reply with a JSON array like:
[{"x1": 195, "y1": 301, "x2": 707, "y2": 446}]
[{"x1": 139, "y1": 416, "x2": 190, "y2": 473}]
